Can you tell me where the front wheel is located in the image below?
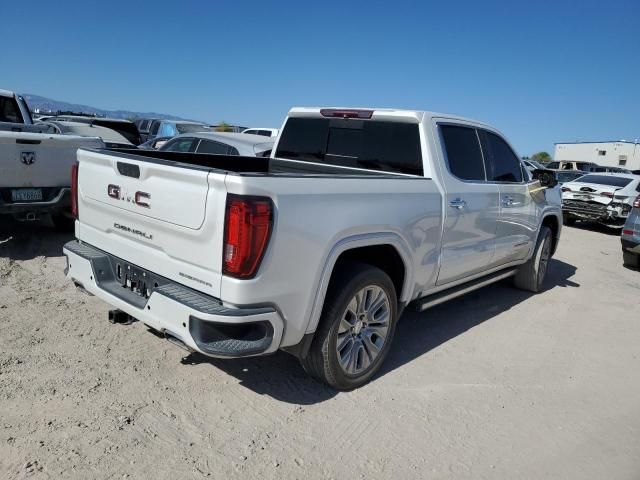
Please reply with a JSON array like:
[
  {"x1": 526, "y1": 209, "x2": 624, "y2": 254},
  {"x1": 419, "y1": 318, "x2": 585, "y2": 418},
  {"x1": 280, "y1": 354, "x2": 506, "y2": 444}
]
[
  {"x1": 513, "y1": 226, "x2": 552, "y2": 293},
  {"x1": 301, "y1": 263, "x2": 398, "y2": 390}
]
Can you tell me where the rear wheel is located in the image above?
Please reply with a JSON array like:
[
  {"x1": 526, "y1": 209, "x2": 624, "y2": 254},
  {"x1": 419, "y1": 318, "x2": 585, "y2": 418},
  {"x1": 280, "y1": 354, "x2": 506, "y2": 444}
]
[
  {"x1": 301, "y1": 263, "x2": 398, "y2": 390},
  {"x1": 623, "y1": 251, "x2": 640, "y2": 268},
  {"x1": 514, "y1": 226, "x2": 552, "y2": 293}
]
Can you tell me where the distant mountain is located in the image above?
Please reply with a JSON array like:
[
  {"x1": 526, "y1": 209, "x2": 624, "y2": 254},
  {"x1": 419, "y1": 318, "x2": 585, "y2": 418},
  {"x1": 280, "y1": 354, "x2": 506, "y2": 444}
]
[{"x1": 22, "y1": 94, "x2": 199, "y2": 122}]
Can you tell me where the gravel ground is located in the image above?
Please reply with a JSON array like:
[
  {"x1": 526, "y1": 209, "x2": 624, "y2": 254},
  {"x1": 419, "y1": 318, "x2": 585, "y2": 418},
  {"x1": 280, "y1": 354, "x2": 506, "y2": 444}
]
[{"x1": 1, "y1": 218, "x2": 639, "y2": 479}]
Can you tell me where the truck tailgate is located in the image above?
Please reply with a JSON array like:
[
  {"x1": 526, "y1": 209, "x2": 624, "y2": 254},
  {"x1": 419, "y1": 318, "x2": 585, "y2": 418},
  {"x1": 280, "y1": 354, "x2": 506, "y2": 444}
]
[
  {"x1": 0, "y1": 132, "x2": 103, "y2": 187},
  {"x1": 76, "y1": 149, "x2": 226, "y2": 297}
]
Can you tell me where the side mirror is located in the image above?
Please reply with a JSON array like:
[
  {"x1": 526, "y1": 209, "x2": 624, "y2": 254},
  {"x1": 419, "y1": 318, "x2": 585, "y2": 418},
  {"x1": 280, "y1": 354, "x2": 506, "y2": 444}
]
[{"x1": 532, "y1": 169, "x2": 558, "y2": 188}]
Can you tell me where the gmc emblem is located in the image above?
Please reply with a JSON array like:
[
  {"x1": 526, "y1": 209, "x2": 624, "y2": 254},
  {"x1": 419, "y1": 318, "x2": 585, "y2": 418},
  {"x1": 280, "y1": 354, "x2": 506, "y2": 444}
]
[{"x1": 108, "y1": 185, "x2": 151, "y2": 208}]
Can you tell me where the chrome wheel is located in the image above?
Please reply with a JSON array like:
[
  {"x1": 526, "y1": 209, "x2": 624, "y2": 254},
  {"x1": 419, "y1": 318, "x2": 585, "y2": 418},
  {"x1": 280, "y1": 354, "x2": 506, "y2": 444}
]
[
  {"x1": 336, "y1": 285, "x2": 390, "y2": 376},
  {"x1": 537, "y1": 235, "x2": 551, "y2": 287}
]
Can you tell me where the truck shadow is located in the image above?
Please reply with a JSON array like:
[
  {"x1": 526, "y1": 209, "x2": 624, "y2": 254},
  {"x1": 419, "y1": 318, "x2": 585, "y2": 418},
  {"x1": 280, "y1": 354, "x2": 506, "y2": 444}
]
[
  {"x1": 180, "y1": 258, "x2": 578, "y2": 404},
  {"x1": 0, "y1": 216, "x2": 72, "y2": 260}
]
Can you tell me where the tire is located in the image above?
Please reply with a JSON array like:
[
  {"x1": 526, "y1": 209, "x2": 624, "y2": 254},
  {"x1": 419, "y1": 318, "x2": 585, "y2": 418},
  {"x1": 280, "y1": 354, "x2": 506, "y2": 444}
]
[
  {"x1": 300, "y1": 263, "x2": 398, "y2": 390},
  {"x1": 562, "y1": 213, "x2": 575, "y2": 226},
  {"x1": 51, "y1": 212, "x2": 75, "y2": 232},
  {"x1": 513, "y1": 226, "x2": 552, "y2": 293},
  {"x1": 623, "y1": 251, "x2": 640, "y2": 268}
]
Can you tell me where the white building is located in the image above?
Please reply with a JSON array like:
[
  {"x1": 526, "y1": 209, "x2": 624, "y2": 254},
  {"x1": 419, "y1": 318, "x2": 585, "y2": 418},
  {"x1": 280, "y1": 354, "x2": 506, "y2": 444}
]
[{"x1": 554, "y1": 141, "x2": 640, "y2": 170}]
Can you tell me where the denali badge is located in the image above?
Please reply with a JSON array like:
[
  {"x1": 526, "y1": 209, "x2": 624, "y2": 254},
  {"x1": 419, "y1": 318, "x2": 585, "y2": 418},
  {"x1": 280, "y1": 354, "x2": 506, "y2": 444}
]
[
  {"x1": 20, "y1": 151, "x2": 36, "y2": 165},
  {"x1": 113, "y1": 223, "x2": 153, "y2": 240}
]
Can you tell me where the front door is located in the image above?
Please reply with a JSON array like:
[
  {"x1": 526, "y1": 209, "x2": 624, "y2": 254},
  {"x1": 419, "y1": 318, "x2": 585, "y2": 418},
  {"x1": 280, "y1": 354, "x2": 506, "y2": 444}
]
[
  {"x1": 478, "y1": 129, "x2": 539, "y2": 265},
  {"x1": 435, "y1": 123, "x2": 500, "y2": 285}
]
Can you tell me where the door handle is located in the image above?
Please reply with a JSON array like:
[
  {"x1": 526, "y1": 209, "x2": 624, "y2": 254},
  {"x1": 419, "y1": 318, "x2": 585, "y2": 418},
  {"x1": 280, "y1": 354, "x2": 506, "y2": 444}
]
[
  {"x1": 449, "y1": 198, "x2": 467, "y2": 209},
  {"x1": 502, "y1": 196, "x2": 514, "y2": 206}
]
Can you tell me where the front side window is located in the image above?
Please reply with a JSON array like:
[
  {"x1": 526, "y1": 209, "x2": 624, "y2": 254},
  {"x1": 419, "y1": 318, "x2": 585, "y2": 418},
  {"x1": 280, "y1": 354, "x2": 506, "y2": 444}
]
[
  {"x1": 440, "y1": 125, "x2": 485, "y2": 181},
  {"x1": 479, "y1": 130, "x2": 523, "y2": 182},
  {"x1": 547, "y1": 161, "x2": 560, "y2": 169}
]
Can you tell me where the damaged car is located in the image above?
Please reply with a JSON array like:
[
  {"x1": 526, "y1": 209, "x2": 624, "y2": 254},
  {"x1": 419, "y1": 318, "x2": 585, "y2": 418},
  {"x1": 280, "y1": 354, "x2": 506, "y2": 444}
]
[{"x1": 562, "y1": 173, "x2": 640, "y2": 228}]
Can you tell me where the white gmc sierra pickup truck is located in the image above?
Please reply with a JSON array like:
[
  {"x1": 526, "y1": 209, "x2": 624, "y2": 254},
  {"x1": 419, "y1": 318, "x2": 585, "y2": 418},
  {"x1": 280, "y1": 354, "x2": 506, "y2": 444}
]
[
  {"x1": 63, "y1": 107, "x2": 561, "y2": 389},
  {"x1": 0, "y1": 89, "x2": 103, "y2": 228}
]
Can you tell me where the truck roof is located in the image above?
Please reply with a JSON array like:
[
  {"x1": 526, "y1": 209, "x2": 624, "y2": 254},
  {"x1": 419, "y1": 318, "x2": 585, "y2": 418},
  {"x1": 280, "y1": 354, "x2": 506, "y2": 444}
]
[
  {"x1": 288, "y1": 107, "x2": 491, "y2": 127},
  {"x1": 0, "y1": 89, "x2": 15, "y2": 98}
]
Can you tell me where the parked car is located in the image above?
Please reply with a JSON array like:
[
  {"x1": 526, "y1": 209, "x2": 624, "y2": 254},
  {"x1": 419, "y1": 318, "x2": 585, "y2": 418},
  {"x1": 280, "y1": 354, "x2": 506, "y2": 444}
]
[
  {"x1": 134, "y1": 118, "x2": 158, "y2": 143},
  {"x1": 160, "y1": 132, "x2": 274, "y2": 157},
  {"x1": 152, "y1": 120, "x2": 210, "y2": 139},
  {"x1": 51, "y1": 116, "x2": 142, "y2": 145},
  {"x1": 63, "y1": 106, "x2": 561, "y2": 390},
  {"x1": 138, "y1": 136, "x2": 172, "y2": 150},
  {"x1": 242, "y1": 128, "x2": 279, "y2": 138},
  {"x1": 621, "y1": 195, "x2": 640, "y2": 267},
  {"x1": 0, "y1": 89, "x2": 104, "y2": 228},
  {"x1": 562, "y1": 173, "x2": 640, "y2": 228},
  {"x1": 546, "y1": 160, "x2": 598, "y2": 171},
  {"x1": 555, "y1": 170, "x2": 587, "y2": 185},
  {"x1": 43, "y1": 121, "x2": 134, "y2": 149},
  {"x1": 522, "y1": 159, "x2": 544, "y2": 172}
]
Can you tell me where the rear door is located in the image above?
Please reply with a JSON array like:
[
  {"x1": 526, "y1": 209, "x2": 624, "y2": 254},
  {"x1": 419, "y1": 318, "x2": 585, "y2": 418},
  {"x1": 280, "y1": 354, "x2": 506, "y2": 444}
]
[
  {"x1": 479, "y1": 129, "x2": 538, "y2": 264},
  {"x1": 434, "y1": 123, "x2": 500, "y2": 285},
  {"x1": 75, "y1": 149, "x2": 226, "y2": 297}
]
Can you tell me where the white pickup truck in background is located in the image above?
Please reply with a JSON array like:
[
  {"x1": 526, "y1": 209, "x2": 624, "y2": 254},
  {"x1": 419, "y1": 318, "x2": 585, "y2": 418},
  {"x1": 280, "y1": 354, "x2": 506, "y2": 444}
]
[
  {"x1": 63, "y1": 107, "x2": 561, "y2": 389},
  {"x1": 0, "y1": 89, "x2": 104, "y2": 228}
]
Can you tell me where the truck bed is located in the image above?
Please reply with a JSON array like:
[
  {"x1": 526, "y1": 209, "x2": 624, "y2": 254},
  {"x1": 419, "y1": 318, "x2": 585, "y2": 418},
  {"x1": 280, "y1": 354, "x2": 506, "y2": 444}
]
[{"x1": 110, "y1": 148, "x2": 410, "y2": 177}]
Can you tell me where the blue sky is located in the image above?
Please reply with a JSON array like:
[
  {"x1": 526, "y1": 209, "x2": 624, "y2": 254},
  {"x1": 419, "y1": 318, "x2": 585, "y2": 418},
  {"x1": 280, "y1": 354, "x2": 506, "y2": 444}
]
[{"x1": 3, "y1": 0, "x2": 639, "y2": 155}]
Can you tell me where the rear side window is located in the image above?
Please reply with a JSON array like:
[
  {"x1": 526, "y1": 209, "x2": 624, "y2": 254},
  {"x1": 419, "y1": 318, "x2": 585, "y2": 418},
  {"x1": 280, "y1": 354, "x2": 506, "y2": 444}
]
[
  {"x1": 197, "y1": 139, "x2": 232, "y2": 155},
  {"x1": 0, "y1": 96, "x2": 23, "y2": 123},
  {"x1": 440, "y1": 125, "x2": 485, "y2": 181},
  {"x1": 161, "y1": 137, "x2": 197, "y2": 152},
  {"x1": 547, "y1": 162, "x2": 559, "y2": 169},
  {"x1": 275, "y1": 118, "x2": 423, "y2": 176}
]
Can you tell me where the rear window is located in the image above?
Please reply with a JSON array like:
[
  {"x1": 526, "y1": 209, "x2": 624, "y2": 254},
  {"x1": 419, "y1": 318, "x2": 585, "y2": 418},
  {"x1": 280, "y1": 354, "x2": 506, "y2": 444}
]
[
  {"x1": 575, "y1": 175, "x2": 633, "y2": 188},
  {"x1": 275, "y1": 117, "x2": 423, "y2": 176},
  {"x1": 177, "y1": 123, "x2": 209, "y2": 134},
  {"x1": 0, "y1": 96, "x2": 23, "y2": 123}
]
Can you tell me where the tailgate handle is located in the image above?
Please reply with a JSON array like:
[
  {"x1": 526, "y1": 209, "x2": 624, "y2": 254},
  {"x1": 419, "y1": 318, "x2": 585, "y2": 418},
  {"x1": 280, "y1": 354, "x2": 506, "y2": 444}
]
[
  {"x1": 117, "y1": 162, "x2": 140, "y2": 178},
  {"x1": 16, "y1": 138, "x2": 41, "y2": 145}
]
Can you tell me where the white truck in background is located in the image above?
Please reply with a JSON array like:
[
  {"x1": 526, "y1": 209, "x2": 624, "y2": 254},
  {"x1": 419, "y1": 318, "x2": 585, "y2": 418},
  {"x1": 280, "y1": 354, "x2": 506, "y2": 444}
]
[
  {"x1": 64, "y1": 107, "x2": 561, "y2": 390},
  {"x1": 0, "y1": 89, "x2": 104, "y2": 228}
]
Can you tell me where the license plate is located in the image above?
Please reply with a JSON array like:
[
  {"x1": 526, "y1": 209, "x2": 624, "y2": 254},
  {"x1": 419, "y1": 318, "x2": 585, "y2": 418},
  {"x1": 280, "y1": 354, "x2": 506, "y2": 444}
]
[
  {"x1": 11, "y1": 188, "x2": 43, "y2": 202},
  {"x1": 575, "y1": 194, "x2": 593, "y2": 200}
]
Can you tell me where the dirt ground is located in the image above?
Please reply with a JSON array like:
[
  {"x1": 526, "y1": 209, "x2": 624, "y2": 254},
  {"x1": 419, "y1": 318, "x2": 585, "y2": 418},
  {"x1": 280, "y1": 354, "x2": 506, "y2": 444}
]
[{"x1": 1, "y1": 218, "x2": 639, "y2": 479}]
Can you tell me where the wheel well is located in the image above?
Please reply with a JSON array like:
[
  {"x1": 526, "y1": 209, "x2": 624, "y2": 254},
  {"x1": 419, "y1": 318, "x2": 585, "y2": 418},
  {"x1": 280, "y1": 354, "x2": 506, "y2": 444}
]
[
  {"x1": 331, "y1": 245, "x2": 406, "y2": 301},
  {"x1": 542, "y1": 215, "x2": 560, "y2": 255}
]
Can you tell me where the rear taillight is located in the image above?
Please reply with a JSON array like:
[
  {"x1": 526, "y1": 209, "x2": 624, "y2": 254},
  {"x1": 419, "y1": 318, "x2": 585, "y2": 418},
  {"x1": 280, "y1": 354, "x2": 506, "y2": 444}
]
[
  {"x1": 633, "y1": 195, "x2": 640, "y2": 208},
  {"x1": 623, "y1": 229, "x2": 634, "y2": 235},
  {"x1": 223, "y1": 195, "x2": 273, "y2": 279},
  {"x1": 319, "y1": 109, "x2": 373, "y2": 119},
  {"x1": 71, "y1": 162, "x2": 79, "y2": 219},
  {"x1": 561, "y1": 186, "x2": 572, "y2": 192}
]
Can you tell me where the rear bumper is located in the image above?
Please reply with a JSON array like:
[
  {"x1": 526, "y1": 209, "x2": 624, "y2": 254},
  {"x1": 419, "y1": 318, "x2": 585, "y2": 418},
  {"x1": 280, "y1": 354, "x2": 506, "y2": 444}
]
[
  {"x1": 63, "y1": 240, "x2": 283, "y2": 358},
  {"x1": 621, "y1": 238, "x2": 640, "y2": 255},
  {"x1": 0, "y1": 187, "x2": 71, "y2": 214}
]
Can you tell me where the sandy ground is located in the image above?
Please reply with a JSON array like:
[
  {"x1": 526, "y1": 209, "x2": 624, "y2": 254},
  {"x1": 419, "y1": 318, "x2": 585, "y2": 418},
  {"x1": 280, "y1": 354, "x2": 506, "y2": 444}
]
[{"x1": 0, "y1": 217, "x2": 639, "y2": 480}]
